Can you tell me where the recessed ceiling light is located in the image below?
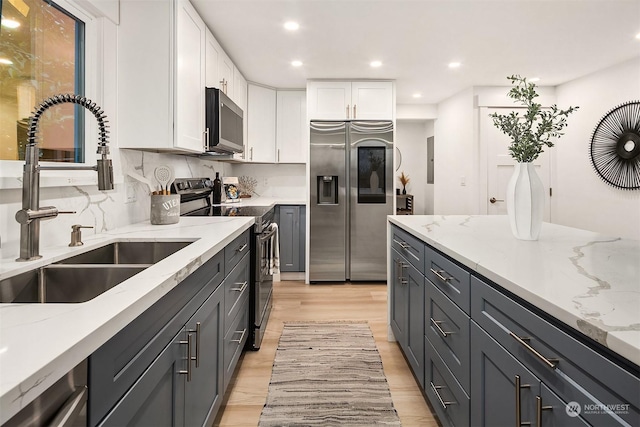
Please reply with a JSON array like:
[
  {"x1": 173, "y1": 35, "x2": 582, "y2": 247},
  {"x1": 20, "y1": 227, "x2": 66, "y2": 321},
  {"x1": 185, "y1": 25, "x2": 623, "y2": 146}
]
[
  {"x1": 284, "y1": 21, "x2": 299, "y2": 31},
  {"x1": 291, "y1": 60, "x2": 303, "y2": 67},
  {"x1": 636, "y1": 32, "x2": 640, "y2": 40},
  {"x1": 0, "y1": 58, "x2": 14, "y2": 65},
  {"x1": 1, "y1": 18, "x2": 20, "y2": 29},
  {"x1": 412, "y1": 93, "x2": 422, "y2": 98},
  {"x1": 448, "y1": 62, "x2": 461, "y2": 69},
  {"x1": 529, "y1": 77, "x2": 540, "y2": 82},
  {"x1": 370, "y1": 60, "x2": 382, "y2": 68}
]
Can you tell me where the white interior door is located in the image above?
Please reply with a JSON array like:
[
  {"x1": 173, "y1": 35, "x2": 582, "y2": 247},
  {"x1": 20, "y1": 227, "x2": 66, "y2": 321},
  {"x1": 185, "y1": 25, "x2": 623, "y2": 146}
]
[{"x1": 483, "y1": 108, "x2": 551, "y2": 220}]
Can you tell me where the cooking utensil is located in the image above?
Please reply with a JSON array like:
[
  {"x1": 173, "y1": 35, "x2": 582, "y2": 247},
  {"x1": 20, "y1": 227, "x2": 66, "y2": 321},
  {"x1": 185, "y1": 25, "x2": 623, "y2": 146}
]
[
  {"x1": 127, "y1": 171, "x2": 155, "y2": 194},
  {"x1": 154, "y1": 165, "x2": 173, "y2": 195}
]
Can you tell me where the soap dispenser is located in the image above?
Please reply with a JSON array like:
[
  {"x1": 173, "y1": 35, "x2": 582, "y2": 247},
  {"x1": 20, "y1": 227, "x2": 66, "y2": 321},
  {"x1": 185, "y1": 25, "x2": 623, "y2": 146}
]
[{"x1": 213, "y1": 172, "x2": 222, "y2": 204}]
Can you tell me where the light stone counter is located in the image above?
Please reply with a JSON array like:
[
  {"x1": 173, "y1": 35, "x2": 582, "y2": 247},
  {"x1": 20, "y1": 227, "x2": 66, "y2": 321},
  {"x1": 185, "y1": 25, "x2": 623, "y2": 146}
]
[
  {"x1": 388, "y1": 215, "x2": 640, "y2": 367},
  {"x1": 215, "y1": 196, "x2": 306, "y2": 208},
  {"x1": 0, "y1": 217, "x2": 254, "y2": 424}
]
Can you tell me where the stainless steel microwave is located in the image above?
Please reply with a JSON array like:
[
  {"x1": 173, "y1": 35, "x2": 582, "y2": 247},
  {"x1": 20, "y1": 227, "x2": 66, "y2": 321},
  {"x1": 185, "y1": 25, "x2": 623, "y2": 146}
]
[{"x1": 205, "y1": 87, "x2": 244, "y2": 154}]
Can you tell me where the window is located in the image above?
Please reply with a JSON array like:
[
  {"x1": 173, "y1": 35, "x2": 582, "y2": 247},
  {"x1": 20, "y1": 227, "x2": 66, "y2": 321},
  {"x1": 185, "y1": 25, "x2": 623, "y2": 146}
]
[{"x1": 0, "y1": 0, "x2": 85, "y2": 162}]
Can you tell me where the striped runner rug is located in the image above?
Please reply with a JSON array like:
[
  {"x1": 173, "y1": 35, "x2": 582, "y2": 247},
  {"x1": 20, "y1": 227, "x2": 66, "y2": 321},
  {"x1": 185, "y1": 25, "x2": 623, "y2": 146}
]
[{"x1": 259, "y1": 322, "x2": 402, "y2": 426}]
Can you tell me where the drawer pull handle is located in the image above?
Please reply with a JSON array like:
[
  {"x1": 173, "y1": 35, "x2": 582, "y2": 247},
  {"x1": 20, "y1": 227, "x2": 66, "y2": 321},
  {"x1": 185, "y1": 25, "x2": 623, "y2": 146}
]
[
  {"x1": 231, "y1": 281, "x2": 248, "y2": 292},
  {"x1": 399, "y1": 241, "x2": 411, "y2": 249},
  {"x1": 400, "y1": 279, "x2": 408, "y2": 285},
  {"x1": 430, "y1": 268, "x2": 452, "y2": 283},
  {"x1": 515, "y1": 375, "x2": 531, "y2": 426},
  {"x1": 179, "y1": 333, "x2": 194, "y2": 382},
  {"x1": 232, "y1": 328, "x2": 247, "y2": 344},
  {"x1": 430, "y1": 382, "x2": 455, "y2": 410},
  {"x1": 430, "y1": 318, "x2": 454, "y2": 338},
  {"x1": 535, "y1": 396, "x2": 553, "y2": 427},
  {"x1": 237, "y1": 243, "x2": 248, "y2": 253},
  {"x1": 510, "y1": 332, "x2": 559, "y2": 369}
]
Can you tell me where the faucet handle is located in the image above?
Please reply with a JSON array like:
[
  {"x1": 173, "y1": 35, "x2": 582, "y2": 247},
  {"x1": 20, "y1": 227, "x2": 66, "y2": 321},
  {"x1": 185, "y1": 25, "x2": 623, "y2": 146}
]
[{"x1": 69, "y1": 224, "x2": 93, "y2": 247}]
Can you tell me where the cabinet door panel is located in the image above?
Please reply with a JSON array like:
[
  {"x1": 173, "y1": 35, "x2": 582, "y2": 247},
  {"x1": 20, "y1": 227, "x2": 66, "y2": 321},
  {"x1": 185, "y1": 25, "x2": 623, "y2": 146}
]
[
  {"x1": 471, "y1": 322, "x2": 540, "y2": 427},
  {"x1": 406, "y1": 263, "x2": 425, "y2": 387},
  {"x1": 98, "y1": 332, "x2": 185, "y2": 427},
  {"x1": 184, "y1": 285, "x2": 224, "y2": 427},
  {"x1": 223, "y1": 296, "x2": 249, "y2": 389},
  {"x1": 351, "y1": 81, "x2": 393, "y2": 120},
  {"x1": 539, "y1": 383, "x2": 590, "y2": 427},
  {"x1": 205, "y1": 29, "x2": 220, "y2": 88},
  {"x1": 276, "y1": 90, "x2": 307, "y2": 163},
  {"x1": 390, "y1": 249, "x2": 408, "y2": 347},
  {"x1": 308, "y1": 81, "x2": 351, "y2": 120},
  {"x1": 247, "y1": 84, "x2": 276, "y2": 162},
  {"x1": 175, "y1": 0, "x2": 206, "y2": 152},
  {"x1": 279, "y1": 206, "x2": 300, "y2": 271}
]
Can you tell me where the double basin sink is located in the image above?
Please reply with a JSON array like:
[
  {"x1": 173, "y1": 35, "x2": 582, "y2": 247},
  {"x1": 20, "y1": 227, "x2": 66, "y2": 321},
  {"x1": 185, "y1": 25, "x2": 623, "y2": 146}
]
[{"x1": 0, "y1": 241, "x2": 192, "y2": 304}]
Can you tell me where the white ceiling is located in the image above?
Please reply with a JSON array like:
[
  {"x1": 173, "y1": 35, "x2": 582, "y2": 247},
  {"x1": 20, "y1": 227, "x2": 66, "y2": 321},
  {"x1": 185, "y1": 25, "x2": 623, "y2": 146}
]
[{"x1": 191, "y1": 0, "x2": 640, "y2": 105}]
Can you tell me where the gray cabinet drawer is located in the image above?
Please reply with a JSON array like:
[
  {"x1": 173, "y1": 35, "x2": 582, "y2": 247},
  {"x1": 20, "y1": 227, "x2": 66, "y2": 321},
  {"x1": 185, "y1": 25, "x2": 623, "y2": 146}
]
[
  {"x1": 471, "y1": 276, "x2": 640, "y2": 426},
  {"x1": 223, "y1": 296, "x2": 249, "y2": 390},
  {"x1": 425, "y1": 338, "x2": 470, "y2": 427},
  {"x1": 223, "y1": 253, "x2": 250, "y2": 333},
  {"x1": 425, "y1": 246, "x2": 470, "y2": 315},
  {"x1": 425, "y1": 280, "x2": 470, "y2": 394},
  {"x1": 391, "y1": 225, "x2": 425, "y2": 273},
  {"x1": 224, "y1": 230, "x2": 250, "y2": 275}
]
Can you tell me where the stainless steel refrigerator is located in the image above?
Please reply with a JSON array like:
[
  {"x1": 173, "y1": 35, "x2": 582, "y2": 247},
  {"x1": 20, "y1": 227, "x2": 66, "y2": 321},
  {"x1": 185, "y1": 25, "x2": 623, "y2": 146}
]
[{"x1": 309, "y1": 120, "x2": 394, "y2": 282}]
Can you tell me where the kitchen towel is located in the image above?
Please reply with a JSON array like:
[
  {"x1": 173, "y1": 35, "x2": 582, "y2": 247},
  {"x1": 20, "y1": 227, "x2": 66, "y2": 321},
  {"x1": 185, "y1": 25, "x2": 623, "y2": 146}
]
[{"x1": 268, "y1": 222, "x2": 279, "y2": 275}]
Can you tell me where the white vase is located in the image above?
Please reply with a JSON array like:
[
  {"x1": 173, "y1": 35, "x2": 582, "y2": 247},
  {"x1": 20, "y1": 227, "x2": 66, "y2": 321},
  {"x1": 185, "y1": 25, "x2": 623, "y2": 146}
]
[
  {"x1": 506, "y1": 162, "x2": 544, "y2": 240},
  {"x1": 370, "y1": 170, "x2": 379, "y2": 193}
]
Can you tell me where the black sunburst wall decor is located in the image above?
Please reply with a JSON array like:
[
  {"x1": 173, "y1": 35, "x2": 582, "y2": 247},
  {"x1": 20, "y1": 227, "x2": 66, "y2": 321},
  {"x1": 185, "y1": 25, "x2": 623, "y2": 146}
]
[{"x1": 590, "y1": 100, "x2": 640, "y2": 190}]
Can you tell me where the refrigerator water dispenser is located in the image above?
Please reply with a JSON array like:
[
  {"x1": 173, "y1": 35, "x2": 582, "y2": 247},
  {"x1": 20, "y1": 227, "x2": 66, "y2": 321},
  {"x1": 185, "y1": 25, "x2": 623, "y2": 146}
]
[{"x1": 317, "y1": 176, "x2": 338, "y2": 204}]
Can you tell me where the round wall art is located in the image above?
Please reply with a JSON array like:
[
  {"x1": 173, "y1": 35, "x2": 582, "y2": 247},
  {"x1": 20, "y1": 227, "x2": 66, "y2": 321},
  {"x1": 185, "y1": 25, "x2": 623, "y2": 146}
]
[{"x1": 590, "y1": 100, "x2": 640, "y2": 190}]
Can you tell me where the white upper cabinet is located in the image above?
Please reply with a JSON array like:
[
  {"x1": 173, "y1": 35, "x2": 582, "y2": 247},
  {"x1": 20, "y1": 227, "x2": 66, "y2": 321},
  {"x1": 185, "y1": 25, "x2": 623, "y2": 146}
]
[
  {"x1": 118, "y1": 0, "x2": 207, "y2": 153},
  {"x1": 307, "y1": 81, "x2": 394, "y2": 120},
  {"x1": 175, "y1": 0, "x2": 206, "y2": 152},
  {"x1": 247, "y1": 84, "x2": 276, "y2": 163},
  {"x1": 218, "y1": 50, "x2": 234, "y2": 97},
  {"x1": 276, "y1": 90, "x2": 307, "y2": 163},
  {"x1": 233, "y1": 70, "x2": 248, "y2": 161},
  {"x1": 205, "y1": 28, "x2": 221, "y2": 88}
]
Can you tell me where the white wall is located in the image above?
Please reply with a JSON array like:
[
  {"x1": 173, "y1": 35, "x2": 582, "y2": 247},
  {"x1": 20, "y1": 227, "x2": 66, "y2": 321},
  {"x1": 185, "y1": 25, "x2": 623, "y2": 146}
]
[
  {"x1": 554, "y1": 58, "x2": 640, "y2": 239},
  {"x1": 396, "y1": 121, "x2": 429, "y2": 214},
  {"x1": 433, "y1": 88, "x2": 478, "y2": 214}
]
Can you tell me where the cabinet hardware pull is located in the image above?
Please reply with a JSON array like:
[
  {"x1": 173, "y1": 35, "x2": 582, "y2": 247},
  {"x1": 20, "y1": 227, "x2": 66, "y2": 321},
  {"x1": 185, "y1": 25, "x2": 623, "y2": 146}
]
[
  {"x1": 535, "y1": 396, "x2": 553, "y2": 427},
  {"x1": 277, "y1": 148, "x2": 280, "y2": 162},
  {"x1": 237, "y1": 243, "x2": 248, "y2": 253},
  {"x1": 430, "y1": 382, "x2": 455, "y2": 410},
  {"x1": 250, "y1": 147, "x2": 253, "y2": 161},
  {"x1": 430, "y1": 268, "x2": 451, "y2": 283},
  {"x1": 203, "y1": 128, "x2": 210, "y2": 151},
  {"x1": 346, "y1": 104, "x2": 350, "y2": 119},
  {"x1": 232, "y1": 328, "x2": 247, "y2": 343},
  {"x1": 430, "y1": 318, "x2": 454, "y2": 338},
  {"x1": 179, "y1": 333, "x2": 194, "y2": 382},
  {"x1": 515, "y1": 375, "x2": 531, "y2": 426},
  {"x1": 400, "y1": 279, "x2": 408, "y2": 285},
  {"x1": 231, "y1": 281, "x2": 248, "y2": 292},
  {"x1": 510, "y1": 332, "x2": 559, "y2": 369},
  {"x1": 399, "y1": 241, "x2": 410, "y2": 249},
  {"x1": 353, "y1": 104, "x2": 357, "y2": 118}
]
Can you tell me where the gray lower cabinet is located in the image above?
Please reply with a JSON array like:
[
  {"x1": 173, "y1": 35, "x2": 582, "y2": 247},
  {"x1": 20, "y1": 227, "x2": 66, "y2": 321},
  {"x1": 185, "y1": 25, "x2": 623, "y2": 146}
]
[
  {"x1": 388, "y1": 224, "x2": 640, "y2": 427},
  {"x1": 277, "y1": 205, "x2": 306, "y2": 272},
  {"x1": 390, "y1": 247, "x2": 424, "y2": 387},
  {"x1": 99, "y1": 285, "x2": 223, "y2": 427},
  {"x1": 91, "y1": 230, "x2": 251, "y2": 427}
]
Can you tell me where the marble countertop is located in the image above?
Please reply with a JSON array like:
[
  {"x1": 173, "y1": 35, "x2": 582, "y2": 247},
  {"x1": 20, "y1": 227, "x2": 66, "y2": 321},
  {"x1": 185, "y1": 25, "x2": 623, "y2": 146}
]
[
  {"x1": 214, "y1": 196, "x2": 306, "y2": 207},
  {"x1": 388, "y1": 215, "x2": 640, "y2": 366},
  {"x1": 0, "y1": 217, "x2": 254, "y2": 424}
]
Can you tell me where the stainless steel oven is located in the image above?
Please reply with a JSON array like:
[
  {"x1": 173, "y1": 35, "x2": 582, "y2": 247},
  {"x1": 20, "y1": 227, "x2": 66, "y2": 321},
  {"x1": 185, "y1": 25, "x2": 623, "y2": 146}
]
[{"x1": 172, "y1": 178, "x2": 275, "y2": 350}]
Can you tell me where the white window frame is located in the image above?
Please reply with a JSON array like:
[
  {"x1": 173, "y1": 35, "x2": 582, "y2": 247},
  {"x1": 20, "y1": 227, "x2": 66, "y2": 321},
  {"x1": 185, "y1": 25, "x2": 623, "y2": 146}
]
[{"x1": 0, "y1": 0, "x2": 110, "y2": 189}]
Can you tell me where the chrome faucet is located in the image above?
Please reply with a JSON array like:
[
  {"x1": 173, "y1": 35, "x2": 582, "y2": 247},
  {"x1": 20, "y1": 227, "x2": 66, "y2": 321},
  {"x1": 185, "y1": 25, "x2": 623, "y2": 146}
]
[{"x1": 15, "y1": 94, "x2": 114, "y2": 261}]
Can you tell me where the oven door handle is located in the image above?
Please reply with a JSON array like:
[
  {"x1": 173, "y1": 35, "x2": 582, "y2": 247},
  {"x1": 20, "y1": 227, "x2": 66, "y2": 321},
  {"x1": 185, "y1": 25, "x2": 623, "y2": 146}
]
[{"x1": 258, "y1": 227, "x2": 277, "y2": 242}]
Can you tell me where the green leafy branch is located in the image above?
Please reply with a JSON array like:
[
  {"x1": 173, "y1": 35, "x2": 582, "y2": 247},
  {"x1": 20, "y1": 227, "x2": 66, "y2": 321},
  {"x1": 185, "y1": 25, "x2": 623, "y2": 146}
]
[{"x1": 489, "y1": 75, "x2": 579, "y2": 163}]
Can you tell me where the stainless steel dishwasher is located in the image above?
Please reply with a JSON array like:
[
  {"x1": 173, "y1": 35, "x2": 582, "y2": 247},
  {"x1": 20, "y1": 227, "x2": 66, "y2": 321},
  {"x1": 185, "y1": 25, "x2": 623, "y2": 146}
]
[{"x1": 4, "y1": 359, "x2": 87, "y2": 427}]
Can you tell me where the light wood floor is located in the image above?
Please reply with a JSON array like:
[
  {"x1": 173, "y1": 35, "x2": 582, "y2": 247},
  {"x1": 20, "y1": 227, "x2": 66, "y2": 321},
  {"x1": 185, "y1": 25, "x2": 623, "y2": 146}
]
[{"x1": 213, "y1": 280, "x2": 439, "y2": 426}]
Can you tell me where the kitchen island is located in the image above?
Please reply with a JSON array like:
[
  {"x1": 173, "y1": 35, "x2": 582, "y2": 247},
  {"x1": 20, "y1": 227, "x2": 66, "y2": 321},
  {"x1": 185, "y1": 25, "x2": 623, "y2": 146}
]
[
  {"x1": 388, "y1": 215, "x2": 639, "y2": 426},
  {"x1": 0, "y1": 217, "x2": 253, "y2": 424}
]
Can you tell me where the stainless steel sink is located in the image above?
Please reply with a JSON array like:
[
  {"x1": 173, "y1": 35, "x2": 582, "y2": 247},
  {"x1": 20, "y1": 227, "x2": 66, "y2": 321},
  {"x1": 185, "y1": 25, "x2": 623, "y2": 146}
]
[
  {"x1": 1, "y1": 241, "x2": 193, "y2": 303},
  {"x1": 55, "y1": 241, "x2": 191, "y2": 265},
  {"x1": 0, "y1": 265, "x2": 147, "y2": 303}
]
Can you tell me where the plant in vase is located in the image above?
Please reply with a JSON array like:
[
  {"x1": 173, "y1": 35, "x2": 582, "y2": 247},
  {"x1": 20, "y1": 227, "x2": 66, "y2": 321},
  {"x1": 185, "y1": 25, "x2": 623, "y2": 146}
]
[
  {"x1": 490, "y1": 75, "x2": 578, "y2": 240},
  {"x1": 398, "y1": 171, "x2": 410, "y2": 195},
  {"x1": 368, "y1": 152, "x2": 383, "y2": 192}
]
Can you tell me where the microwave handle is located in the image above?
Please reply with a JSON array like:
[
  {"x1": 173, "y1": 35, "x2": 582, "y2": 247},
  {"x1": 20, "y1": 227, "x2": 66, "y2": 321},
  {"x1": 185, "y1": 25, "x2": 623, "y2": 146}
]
[{"x1": 203, "y1": 128, "x2": 210, "y2": 151}]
